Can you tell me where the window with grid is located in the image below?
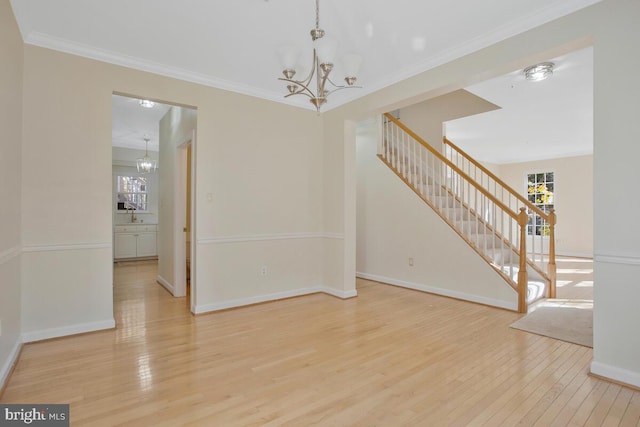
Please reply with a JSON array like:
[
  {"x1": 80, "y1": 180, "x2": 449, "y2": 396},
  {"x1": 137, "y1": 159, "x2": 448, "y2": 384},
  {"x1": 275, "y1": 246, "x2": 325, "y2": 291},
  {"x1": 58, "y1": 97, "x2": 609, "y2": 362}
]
[
  {"x1": 116, "y1": 175, "x2": 149, "y2": 211},
  {"x1": 527, "y1": 172, "x2": 554, "y2": 236}
]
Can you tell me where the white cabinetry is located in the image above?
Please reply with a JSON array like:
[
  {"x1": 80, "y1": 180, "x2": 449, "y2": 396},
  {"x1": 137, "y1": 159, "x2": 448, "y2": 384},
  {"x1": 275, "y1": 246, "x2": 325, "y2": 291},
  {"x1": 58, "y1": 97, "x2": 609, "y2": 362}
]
[{"x1": 114, "y1": 224, "x2": 157, "y2": 259}]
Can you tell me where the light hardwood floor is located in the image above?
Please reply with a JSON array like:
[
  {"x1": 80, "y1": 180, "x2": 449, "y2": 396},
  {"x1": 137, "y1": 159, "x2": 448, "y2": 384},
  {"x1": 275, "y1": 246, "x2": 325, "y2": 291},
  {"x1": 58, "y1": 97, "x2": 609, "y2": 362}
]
[{"x1": 2, "y1": 260, "x2": 639, "y2": 426}]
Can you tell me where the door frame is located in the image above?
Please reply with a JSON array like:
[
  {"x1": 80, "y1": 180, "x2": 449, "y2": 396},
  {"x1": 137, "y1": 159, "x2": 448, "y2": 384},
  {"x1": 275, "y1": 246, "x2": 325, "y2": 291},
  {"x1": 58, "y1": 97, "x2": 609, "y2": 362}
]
[{"x1": 173, "y1": 129, "x2": 196, "y2": 312}]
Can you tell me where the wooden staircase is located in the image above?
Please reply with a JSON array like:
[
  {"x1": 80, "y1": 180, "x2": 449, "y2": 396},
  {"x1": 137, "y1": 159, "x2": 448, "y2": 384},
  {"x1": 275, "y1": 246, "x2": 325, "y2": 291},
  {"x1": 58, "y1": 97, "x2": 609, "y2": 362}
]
[{"x1": 380, "y1": 113, "x2": 556, "y2": 312}]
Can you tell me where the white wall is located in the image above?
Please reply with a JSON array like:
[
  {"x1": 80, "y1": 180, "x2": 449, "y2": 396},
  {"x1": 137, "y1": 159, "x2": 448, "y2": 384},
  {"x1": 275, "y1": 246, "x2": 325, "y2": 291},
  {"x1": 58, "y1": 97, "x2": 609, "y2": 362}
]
[
  {"x1": 498, "y1": 155, "x2": 593, "y2": 257},
  {"x1": 591, "y1": 0, "x2": 640, "y2": 388},
  {"x1": 157, "y1": 106, "x2": 196, "y2": 296},
  {"x1": 0, "y1": 0, "x2": 23, "y2": 388},
  {"x1": 326, "y1": 0, "x2": 640, "y2": 388}
]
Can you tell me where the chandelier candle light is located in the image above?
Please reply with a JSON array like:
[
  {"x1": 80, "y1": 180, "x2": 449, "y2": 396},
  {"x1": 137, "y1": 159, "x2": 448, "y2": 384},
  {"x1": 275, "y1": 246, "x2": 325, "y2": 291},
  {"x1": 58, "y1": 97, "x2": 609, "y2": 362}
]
[
  {"x1": 137, "y1": 137, "x2": 157, "y2": 174},
  {"x1": 277, "y1": 0, "x2": 362, "y2": 112}
]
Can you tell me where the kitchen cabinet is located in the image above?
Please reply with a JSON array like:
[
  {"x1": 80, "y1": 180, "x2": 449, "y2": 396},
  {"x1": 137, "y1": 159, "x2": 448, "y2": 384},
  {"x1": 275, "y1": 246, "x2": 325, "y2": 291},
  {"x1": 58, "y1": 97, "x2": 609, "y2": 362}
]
[{"x1": 114, "y1": 224, "x2": 157, "y2": 259}]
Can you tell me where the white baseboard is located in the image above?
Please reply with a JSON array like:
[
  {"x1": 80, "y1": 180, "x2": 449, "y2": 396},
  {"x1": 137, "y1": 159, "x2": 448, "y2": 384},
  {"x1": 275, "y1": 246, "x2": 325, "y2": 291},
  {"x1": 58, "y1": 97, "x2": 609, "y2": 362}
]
[
  {"x1": 194, "y1": 286, "x2": 357, "y2": 314},
  {"x1": 591, "y1": 361, "x2": 640, "y2": 389},
  {"x1": 0, "y1": 339, "x2": 22, "y2": 391},
  {"x1": 321, "y1": 287, "x2": 358, "y2": 299},
  {"x1": 557, "y1": 251, "x2": 593, "y2": 259},
  {"x1": 156, "y1": 275, "x2": 175, "y2": 295},
  {"x1": 21, "y1": 319, "x2": 116, "y2": 343},
  {"x1": 357, "y1": 272, "x2": 518, "y2": 311}
]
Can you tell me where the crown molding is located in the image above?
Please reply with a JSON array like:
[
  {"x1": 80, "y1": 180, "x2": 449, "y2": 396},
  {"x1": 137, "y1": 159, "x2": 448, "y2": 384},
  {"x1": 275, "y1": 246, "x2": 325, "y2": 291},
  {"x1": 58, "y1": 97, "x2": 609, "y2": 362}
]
[{"x1": 23, "y1": 31, "x2": 314, "y2": 112}]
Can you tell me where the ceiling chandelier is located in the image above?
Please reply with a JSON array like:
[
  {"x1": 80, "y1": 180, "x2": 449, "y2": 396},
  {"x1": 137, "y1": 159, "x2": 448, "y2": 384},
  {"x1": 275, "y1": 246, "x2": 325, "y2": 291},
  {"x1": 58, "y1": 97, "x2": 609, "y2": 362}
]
[
  {"x1": 139, "y1": 99, "x2": 155, "y2": 108},
  {"x1": 277, "y1": 0, "x2": 362, "y2": 112},
  {"x1": 136, "y1": 137, "x2": 157, "y2": 174}
]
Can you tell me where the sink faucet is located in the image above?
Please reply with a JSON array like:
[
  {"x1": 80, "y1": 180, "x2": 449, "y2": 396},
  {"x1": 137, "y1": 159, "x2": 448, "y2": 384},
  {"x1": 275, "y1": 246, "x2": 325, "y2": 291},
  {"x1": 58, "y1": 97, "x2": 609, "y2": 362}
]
[{"x1": 128, "y1": 206, "x2": 137, "y2": 223}]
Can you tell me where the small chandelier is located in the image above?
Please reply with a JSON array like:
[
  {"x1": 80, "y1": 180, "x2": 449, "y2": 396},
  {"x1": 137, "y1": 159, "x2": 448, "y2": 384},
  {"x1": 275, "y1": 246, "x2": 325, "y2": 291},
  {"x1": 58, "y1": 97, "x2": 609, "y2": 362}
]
[
  {"x1": 277, "y1": 0, "x2": 362, "y2": 112},
  {"x1": 137, "y1": 137, "x2": 157, "y2": 174},
  {"x1": 524, "y1": 62, "x2": 554, "y2": 82}
]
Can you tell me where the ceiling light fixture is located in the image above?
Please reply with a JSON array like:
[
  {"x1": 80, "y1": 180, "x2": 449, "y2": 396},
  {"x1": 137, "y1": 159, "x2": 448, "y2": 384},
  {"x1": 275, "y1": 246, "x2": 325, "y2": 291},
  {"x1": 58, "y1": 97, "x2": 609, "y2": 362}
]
[
  {"x1": 137, "y1": 137, "x2": 157, "y2": 174},
  {"x1": 277, "y1": 0, "x2": 362, "y2": 112},
  {"x1": 524, "y1": 62, "x2": 554, "y2": 82},
  {"x1": 139, "y1": 99, "x2": 155, "y2": 108}
]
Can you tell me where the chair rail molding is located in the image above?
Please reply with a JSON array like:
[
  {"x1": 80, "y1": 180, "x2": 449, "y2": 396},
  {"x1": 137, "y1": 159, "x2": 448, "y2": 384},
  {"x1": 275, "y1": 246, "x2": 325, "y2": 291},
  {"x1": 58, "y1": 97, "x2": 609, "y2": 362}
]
[
  {"x1": 0, "y1": 245, "x2": 21, "y2": 265},
  {"x1": 22, "y1": 242, "x2": 112, "y2": 252},
  {"x1": 197, "y1": 232, "x2": 343, "y2": 245},
  {"x1": 594, "y1": 252, "x2": 640, "y2": 266}
]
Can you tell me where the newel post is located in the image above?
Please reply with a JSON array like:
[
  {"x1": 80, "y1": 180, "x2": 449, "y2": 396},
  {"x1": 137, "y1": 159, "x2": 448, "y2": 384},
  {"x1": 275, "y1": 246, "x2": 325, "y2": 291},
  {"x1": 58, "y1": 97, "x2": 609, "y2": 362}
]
[
  {"x1": 547, "y1": 209, "x2": 557, "y2": 298},
  {"x1": 517, "y1": 207, "x2": 529, "y2": 313}
]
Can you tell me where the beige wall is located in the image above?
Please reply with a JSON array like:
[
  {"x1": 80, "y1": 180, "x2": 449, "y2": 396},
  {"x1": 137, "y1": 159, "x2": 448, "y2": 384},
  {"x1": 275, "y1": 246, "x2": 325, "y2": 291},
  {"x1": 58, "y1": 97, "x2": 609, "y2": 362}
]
[
  {"x1": 327, "y1": 0, "x2": 640, "y2": 387},
  {"x1": 498, "y1": 155, "x2": 593, "y2": 257},
  {"x1": 0, "y1": 0, "x2": 23, "y2": 387},
  {"x1": 194, "y1": 92, "x2": 328, "y2": 308},
  {"x1": 18, "y1": 40, "x2": 326, "y2": 334},
  {"x1": 21, "y1": 45, "x2": 115, "y2": 340},
  {"x1": 400, "y1": 90, "x2": 500, "y2": 151}
]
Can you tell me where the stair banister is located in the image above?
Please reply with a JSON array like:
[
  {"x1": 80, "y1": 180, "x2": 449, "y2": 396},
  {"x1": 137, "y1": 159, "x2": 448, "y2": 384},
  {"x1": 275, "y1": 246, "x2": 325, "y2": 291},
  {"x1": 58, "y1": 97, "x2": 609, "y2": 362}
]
[
  {"x1": 382, "y1": 112, "x2": 558, "y2": 313},
  {"x1": 444, "y1": 137, "x2": 550, "y2": 221},
  {"x1": 384, "y1": 113, "x2": 518, "y2": 221},
  {"x1": 444, "y1": 135, "x2": 557, "y2": 297}
]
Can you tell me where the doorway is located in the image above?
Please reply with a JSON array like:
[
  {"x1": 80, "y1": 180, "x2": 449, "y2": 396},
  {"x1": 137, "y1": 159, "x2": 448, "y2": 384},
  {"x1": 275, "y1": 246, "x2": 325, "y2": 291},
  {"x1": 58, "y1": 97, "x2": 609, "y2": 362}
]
[{"x1": 111, "y1": 93, "x2": 197, "y2": 316}]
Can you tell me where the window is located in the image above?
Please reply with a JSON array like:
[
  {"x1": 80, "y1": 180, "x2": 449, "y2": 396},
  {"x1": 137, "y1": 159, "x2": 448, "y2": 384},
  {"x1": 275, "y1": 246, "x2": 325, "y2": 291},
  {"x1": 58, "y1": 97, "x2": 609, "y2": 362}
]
[
  {"x1": 527, "y1": 172, "x2": 554, "y2": 236},
  {"x1": 116, "y1": 175, "x2": 149, "y2": 211}
]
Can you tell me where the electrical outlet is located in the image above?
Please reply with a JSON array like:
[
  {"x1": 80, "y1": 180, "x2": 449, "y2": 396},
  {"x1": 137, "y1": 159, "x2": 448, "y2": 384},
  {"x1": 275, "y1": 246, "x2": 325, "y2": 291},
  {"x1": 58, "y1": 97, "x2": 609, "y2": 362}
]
[
  {"x1": 260, "y1": 266, "x2": 268, "y2": 276},
  {"x1": 408, "y1": 257, "x2": 414, "y2": 266}
]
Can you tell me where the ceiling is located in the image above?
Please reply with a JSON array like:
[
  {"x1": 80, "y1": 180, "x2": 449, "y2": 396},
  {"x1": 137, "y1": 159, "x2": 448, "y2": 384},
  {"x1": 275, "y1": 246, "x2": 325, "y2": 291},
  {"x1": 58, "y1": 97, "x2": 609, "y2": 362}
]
[
  {"x1": 446, "y1": 46, "x2": 593, "y2": 164},
  {"x1": 112, "y1": 95, "x2": 171, "y2": 152},
  {"x1": 11, "y1": 1, "x2": 596, "y2": 159}
]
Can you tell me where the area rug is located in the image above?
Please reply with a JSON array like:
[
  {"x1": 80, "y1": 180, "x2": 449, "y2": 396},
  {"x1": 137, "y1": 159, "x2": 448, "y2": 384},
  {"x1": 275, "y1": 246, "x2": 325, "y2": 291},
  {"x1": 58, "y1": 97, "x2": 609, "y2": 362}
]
[{"x1": 510, "y1": 302, "x2": 593, "y2": 348}]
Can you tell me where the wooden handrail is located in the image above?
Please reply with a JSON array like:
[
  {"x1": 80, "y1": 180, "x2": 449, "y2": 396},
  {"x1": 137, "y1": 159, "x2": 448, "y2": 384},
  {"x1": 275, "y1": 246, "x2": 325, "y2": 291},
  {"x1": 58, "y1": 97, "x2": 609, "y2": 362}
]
[
  {"x1": 384, "y1": 113, "x2": 518, "y2": 221},
  {"x1": 443, "y1": 137, "x2": 551, "y2": 221}
]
